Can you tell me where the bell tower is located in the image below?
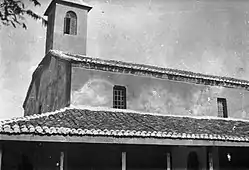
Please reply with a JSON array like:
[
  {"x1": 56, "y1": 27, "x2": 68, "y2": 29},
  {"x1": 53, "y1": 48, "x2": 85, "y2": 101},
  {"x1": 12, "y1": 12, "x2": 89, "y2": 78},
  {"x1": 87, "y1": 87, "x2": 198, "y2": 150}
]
[{"x1": 44, "y1": 0, "x2": 92, "y2": 55}]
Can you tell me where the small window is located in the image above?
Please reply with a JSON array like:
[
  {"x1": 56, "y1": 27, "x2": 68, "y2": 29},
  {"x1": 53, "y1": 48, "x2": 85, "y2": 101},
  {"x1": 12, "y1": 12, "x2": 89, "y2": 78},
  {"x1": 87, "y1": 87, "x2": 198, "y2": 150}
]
[
  {"x1": 113, "y1": 85, "x2": 126, "y2": 109},
  {"x1": 38, "y1": 104, "x2": 42, "y2": 114},
  {"x1": 64, "y1": 11, "x2": 77, "y2": 35},
  {"x1": 217, "y1": 98, "x2": 228, "y2": 118}
]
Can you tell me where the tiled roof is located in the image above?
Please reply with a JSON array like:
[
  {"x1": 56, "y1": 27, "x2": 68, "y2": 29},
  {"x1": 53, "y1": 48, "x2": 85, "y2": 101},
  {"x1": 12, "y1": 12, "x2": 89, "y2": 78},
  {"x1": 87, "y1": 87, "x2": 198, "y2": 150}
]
[
  {"x1": 50, "y1": 50, "x2": 249, "y2": 91},
  {"x1": 44, "y1": 0, "x2": 92, "y2": 16},
  {"x1": 61, "y1": 0, "x2": 92, "y2": 7},
  {"x1": 2, "y1": 106, "x2": 249, "y2": 143}
]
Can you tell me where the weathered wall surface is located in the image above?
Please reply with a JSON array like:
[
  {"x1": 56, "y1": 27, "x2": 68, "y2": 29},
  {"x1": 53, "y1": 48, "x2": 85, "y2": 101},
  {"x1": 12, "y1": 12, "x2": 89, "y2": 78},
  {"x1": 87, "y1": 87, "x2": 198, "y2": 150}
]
[
  {"x1": 45, "y1": 5, "x2": 55, "y2": 54},
  {"x1": 52, "y1": 3, "x2": 88, "y2": 55},
  {"x1": 24, "y1": 56, "x2": 71, "y2": 115},
  {"x1": 23, "y1": 83, "x2": 38, "y2": 116},
  {"x1": 37, "y1": 56, "x2": 71, "y2": 114},
  {"x1": 86, "y1": 0, "x2": 249, "y2": 80},
  {"x1": 71, "y1": 67, "x2": 249, "y2": 119}
]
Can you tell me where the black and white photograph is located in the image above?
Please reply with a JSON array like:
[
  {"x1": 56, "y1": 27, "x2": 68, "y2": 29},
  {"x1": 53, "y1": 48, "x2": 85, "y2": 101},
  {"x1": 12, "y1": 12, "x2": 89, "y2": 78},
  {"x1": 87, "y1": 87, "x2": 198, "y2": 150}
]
[{"x1": 1, "y1": 0, "x2": 249, "y2": 169}]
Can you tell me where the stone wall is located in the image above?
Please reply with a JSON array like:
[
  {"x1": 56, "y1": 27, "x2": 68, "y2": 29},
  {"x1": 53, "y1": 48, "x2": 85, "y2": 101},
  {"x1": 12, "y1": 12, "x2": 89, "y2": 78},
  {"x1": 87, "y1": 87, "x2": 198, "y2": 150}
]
[
  {"x1": 45, "y1": 5, "x2": 55, "y2": 54},
  {"x1": 71, "y1": 67, "x2": 249, "y2": 119},
  {"x1": 24, "y1": 55, "x2": 71, "y2": 115},
  {"x1": 51, "y1": 3, "x2": 88, "y2": 55}
]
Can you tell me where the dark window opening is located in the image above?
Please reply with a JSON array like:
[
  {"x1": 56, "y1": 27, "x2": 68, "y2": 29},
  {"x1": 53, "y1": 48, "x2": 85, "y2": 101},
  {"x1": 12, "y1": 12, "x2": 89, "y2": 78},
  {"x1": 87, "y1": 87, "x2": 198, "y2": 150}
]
[
  {"x1": 64, "y1": 11, "x2": 77, "y2": 35},
  {"x1": 187, "y1": 152, "x2": 199, "y2": 170},
  {"x1": 38, "y1": 104, "x2": 42, "y2": 114},
  {"x1": 64, "y1": 17, "x2": 71, "y2": 34},
  {"x1": 113, "y1": 85, "x2": 126, "y2": 109},
  {"x1": 217, "y1": 98, "x2": 228, "y2": 118}
]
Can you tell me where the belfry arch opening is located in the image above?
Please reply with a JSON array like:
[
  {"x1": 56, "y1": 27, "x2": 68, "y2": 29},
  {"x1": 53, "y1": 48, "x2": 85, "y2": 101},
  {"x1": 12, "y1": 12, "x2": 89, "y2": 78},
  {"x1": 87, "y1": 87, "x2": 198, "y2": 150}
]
[{"x1": 64, "y1": 11, "x2": 77, "y2": 35}]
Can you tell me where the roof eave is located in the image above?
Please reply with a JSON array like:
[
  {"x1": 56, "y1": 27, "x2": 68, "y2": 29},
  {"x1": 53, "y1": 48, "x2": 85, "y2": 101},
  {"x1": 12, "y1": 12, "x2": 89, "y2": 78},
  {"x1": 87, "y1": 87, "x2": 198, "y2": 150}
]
[
  {"x1": 44, "y1": 0, "x2": 56, "y2": 16},
  {"x1": 0, "y1": 134, "x2": 249, "y2": 147},
  {"x1": 44, "y1": 0, "x2": 92, "y2": 16},
  {"x1": 52, "y1": 50, "x2": 249, "y2": 90}
]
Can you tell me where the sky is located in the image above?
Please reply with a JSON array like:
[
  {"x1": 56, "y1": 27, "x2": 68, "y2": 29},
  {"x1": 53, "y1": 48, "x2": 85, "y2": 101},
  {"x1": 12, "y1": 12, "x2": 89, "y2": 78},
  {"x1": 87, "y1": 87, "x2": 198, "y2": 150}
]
[
  {"x1": 0, "y1": 0, "x2": 49, "y2": 119},
  {"x1": 1, "y1": 0, "x2": 249, "y2": 119}
]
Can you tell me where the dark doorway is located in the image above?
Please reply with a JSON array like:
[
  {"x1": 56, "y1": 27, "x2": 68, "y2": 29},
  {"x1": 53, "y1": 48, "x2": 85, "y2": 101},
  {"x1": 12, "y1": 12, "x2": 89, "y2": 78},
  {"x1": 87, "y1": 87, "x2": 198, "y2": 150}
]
[
  {"x1": 187, "y1": 152, "x2": 199, "y2": 170},
  {"x1": 18, "y1": 154, "x2": 33, "y2": 170}
]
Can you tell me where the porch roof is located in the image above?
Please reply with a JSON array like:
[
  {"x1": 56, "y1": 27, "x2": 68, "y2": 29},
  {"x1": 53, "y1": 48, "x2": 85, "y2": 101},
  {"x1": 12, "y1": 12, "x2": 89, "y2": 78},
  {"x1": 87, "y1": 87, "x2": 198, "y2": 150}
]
[{"x1": 1, "y1": 106, "x2": 249, "y2": 146}]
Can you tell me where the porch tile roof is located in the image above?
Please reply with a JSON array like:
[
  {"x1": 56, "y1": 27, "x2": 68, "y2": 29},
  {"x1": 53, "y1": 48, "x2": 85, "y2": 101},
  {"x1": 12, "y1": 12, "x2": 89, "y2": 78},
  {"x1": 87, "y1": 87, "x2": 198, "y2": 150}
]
[{"x1": 1, "y1": 106, "x2": 249, "y2": 143}]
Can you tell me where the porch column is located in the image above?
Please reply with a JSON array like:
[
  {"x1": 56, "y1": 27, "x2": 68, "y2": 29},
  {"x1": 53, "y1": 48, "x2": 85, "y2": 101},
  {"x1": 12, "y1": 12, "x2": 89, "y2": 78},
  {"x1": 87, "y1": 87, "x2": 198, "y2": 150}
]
[
  {"x1": 213, "y1": 147, "x2": 219, "y2": 170},
  {"x1": 208, "y1": 147, "x2": 219, "y2": 170},
  {"x1": 208, "y1": 151, "x2": 214, "y2": 170},
  {"x1": 166, "y1": 152, "x2": 171, "y2": 170},
  {"x1": 60, "y1": 151, "x2": 65, "y2": 170},
  {"x1": 0, "y1": 145, "x2": 2, "y2": 170},
  {"x1": 122, "y1": 152, "x2": 126, "y2": 170}
]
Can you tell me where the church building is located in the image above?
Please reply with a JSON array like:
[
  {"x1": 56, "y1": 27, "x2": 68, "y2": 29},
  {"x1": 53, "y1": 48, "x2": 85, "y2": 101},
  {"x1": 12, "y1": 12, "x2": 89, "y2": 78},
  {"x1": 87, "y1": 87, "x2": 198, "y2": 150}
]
[{"x1": 1, "y1": 0, "x2": 249, "y2": 169}]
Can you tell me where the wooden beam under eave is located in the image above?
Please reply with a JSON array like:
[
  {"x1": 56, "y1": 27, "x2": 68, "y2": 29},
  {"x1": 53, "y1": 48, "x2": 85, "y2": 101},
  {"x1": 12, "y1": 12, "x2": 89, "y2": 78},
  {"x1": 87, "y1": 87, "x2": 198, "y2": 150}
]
[{"x1": 0, "y1": 134, "x2": 249, "y2": 147}]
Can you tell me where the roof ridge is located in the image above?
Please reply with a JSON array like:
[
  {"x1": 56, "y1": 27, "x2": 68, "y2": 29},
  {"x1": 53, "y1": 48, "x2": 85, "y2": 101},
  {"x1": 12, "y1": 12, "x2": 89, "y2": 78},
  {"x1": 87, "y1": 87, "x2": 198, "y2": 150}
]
[
  {"x1": 49, "y1": 50, "x2": 249, "y2": 86},
  {"x1": 44, "y1": 0, "x2": 92, "y2": 16},
  {"x1": 70, "y1": 105, "x2": 249, "y2": 123},
  {"x1": 1, "y1": 106, "x2": 249, "y2": 144},
  {"x1": 0, "y1": 107, "x2": 71, "y2": 126},
  {"x1": 2, "y1": 105, "x2": 249, "y2": 126},
  {"x1": 61, "y1": 0, "x2": 92, "y2": 7}
]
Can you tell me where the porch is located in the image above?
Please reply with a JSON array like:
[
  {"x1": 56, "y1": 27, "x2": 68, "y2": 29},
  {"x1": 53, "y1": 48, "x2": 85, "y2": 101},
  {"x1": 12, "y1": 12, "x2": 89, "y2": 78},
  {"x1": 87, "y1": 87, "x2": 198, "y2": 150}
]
[
  {"x1": 1, "y1": 141, "x2": 249, "y2": 170},
  {"x1": 1, "y1": 107, "x2": 249, "y2": 170}
]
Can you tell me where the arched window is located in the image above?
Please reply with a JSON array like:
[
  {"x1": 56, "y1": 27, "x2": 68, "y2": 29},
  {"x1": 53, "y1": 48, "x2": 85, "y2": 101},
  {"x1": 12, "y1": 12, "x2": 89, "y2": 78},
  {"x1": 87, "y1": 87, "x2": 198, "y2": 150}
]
[{"x1": 64, "y1": 11, "x2": 77, "y2": 35}]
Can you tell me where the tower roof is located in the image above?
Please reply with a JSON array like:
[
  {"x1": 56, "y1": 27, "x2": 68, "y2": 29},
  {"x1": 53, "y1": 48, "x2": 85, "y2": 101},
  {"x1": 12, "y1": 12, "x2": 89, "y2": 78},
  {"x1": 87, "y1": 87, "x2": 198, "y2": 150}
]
[
  {"x1": 60, "y1": 0, "x2": 92, "y2": 7},
  {"x1": 44, "y1": 0, "x2": 92, "y2": 16}
]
